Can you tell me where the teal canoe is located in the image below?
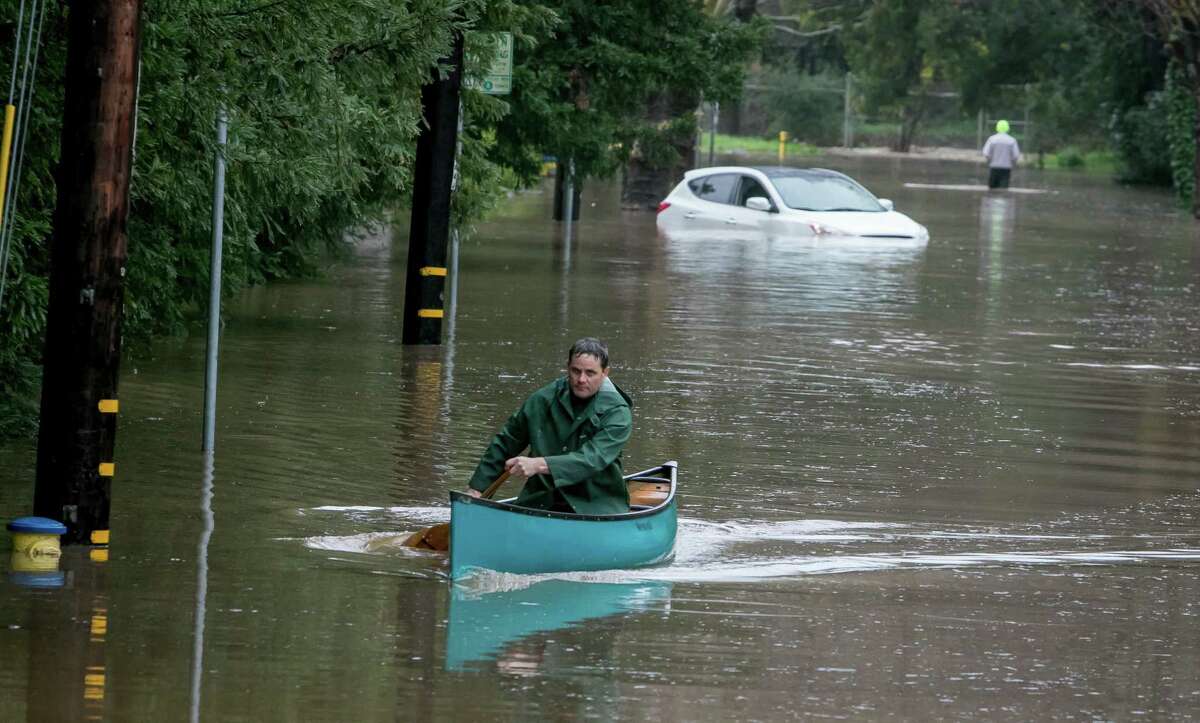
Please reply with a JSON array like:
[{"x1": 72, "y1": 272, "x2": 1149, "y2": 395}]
[{"x1": 448, "y1": 461, "x2": 678, "y2": 579}]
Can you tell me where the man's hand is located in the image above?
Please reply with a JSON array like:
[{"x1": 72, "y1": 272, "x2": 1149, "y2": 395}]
[
  {"x1": 465, "y1": 488, "x2": 481, "y2": 498},
  {"x1": 505, "y1": 456, "x2": 549, "y2": 480}
]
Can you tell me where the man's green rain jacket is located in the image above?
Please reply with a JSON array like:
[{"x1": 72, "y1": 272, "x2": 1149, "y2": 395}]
[{"x1": 468, "y1": 376, "x2": 633, "y2": 515}]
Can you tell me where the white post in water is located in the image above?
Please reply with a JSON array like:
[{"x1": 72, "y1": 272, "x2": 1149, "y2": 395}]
[
  {"x1": 843, "y1": 73, "x2": 853, "y2": 148},
  {"x1": 563, "y1": 158, "x2": 575, "y2": 242},
  {"x1": 708, "y1": 101, "x2": 719, "y2": 166},
  {"x1": 202, "y1": 107, "x2": 227, "y2": 452}
]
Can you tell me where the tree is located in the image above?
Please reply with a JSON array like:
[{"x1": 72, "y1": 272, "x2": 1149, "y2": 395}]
[
  {"x1": 839, "y1": 0, "x2": 986, "y2": 151},
  {"x1": 490, "y1": 0, "x2": 763, "y2": 212},
  {"x1": 1134, "y1": 0, "x2": 1200, "y2": 215},
  {"x1": 0, "y1": 0, "x2": 520, "y2": 435}
]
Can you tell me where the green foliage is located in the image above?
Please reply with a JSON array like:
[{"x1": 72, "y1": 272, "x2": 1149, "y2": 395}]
[
  {"x1": 0, "y1": 0, "x2": 764, "y2": 436},
  {"x1": 1164, "y1": 59, "x2": 1196, "y2": 206},
  {"x1": 1110, "y1": 90, "x2": 1174, "y2": 186},
  {"x1": 493, "y1": 0, "x2": 764, "y2": 182},
  {"x1": 1055, "y1": 148, "x2": 1086, "y2": 168},
  {"x1": 761, "y1": 69, "x2": 844, "y2": 146},
  {"x1": 0, "y1": 0, "x2": 490, "y2": 436},
  {"x1": 1022, "y1": 2, "x2": 1164, "y2": 156}
]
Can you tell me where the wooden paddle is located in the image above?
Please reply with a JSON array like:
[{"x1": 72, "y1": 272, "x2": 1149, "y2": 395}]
[{"x1": 401, "y1": 469, "x2": 512, "y2": 552}]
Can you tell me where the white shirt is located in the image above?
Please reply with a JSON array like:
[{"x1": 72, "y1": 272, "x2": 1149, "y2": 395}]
[{"x1": 982, "y1": 132, "x2": 1020, "y2": 169}]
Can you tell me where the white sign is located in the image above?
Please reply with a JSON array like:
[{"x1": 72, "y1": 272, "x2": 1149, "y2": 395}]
[{"x1": 468, "y1": 32, "x2": 512, "y2": 95}]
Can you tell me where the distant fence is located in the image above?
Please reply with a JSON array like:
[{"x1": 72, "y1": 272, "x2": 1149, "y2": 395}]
[{"x1": 717, "y1": 73, "x2": 1047, "y2": 151}]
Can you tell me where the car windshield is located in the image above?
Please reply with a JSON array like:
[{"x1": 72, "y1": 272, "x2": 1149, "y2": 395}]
[{"x1": 770, "y1": 175, "x2": 884, "y2": 212}]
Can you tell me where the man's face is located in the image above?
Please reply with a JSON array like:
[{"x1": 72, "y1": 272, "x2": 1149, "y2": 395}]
[{"x1": 567, "y1": 353, "x2": 609, "y2": 400}]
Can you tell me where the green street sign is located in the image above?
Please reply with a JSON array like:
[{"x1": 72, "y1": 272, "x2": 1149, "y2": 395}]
[{"x1": 467, "y1": 32, "x2": 512, "y2": 95}]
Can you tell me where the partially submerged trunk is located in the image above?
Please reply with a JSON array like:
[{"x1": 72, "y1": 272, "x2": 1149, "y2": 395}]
[
  {"x1": 620, "y1": 89, "x2": 699, "y2": 210},
  {"x1": 894, "y1": 96, "x2": 926, "y2": 153}
]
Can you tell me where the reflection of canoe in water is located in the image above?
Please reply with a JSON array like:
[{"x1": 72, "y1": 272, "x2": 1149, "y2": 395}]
[
  {"x1": 448, "y1": 461, "x2": 677, "y2": 579},
  {"x1": 446, "y1": 579, "x2": 673, "y2": 671}
]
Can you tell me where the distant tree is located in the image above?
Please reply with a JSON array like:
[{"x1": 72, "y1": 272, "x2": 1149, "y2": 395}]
[
  {"x1": 1132, "y1": 0, "x2": 1200, "y2": 215},
  {"x1": 825, "y1": 0, "x2": 1089, "y2": 151},
  {"x1": 837, "y1": 0, "x2": 985, "y2": 151},
  {"x1": 491, "y1": 0, "x2": 763, "y2": 212}
]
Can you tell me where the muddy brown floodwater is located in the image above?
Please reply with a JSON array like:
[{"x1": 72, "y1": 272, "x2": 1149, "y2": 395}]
[{"x1": 3, "y1": 155, "x2": 1200, "y2": 721}]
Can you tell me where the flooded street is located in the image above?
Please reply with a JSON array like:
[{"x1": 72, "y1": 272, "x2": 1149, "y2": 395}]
[{"x1": 4, "y1": 155, "x2": 1200, "y2": 720}]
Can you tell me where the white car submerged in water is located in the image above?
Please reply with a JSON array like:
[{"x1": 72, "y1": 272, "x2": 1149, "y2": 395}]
[{"x1": 656, "y1": 166, "x2": 929, "y2": 243}]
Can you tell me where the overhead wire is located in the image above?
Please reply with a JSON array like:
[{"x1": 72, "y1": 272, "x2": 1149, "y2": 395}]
[{"x1": 0, "y1": 0, "x2": 46, "y2": 313}]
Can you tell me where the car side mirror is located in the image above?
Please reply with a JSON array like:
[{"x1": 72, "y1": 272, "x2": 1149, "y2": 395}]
[
  {"x1": 878, "y1": 198, "x2": 895, "y2": 211},
  {"x1": 746, "y1": 196, "x2": 773, "y2": 212}
]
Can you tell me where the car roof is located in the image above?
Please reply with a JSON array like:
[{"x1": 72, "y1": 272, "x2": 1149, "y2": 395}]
[{"x1": 682, "y1": 166, "x2": 852, "y2": 181}]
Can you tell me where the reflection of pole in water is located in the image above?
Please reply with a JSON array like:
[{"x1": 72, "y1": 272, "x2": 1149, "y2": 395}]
[
  {"x1": 558, "y1": 162, "x2": 575, "y2": 330},
  {"x1": 979, "y1": 194, "x2": 1016, "y2": 329},
  {"x1": 979, "y1": 193, "x2": 1015, "y2": 281},
  {"x1": 440, "y1": 233, "x2": 458, "y2": 435},
  {"x1": 190, "y1": 452, "x2": 215, "y2": 723}
]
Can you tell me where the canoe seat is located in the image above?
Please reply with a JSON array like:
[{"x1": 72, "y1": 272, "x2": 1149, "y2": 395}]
[{"x1": 628, "y1": 481, "x2": 670, "y2": 508}]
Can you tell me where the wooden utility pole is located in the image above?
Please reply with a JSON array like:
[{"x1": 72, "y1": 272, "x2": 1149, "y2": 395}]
[
  {"x1": 402, "y1": 32, "x2": 464, "y2": 345},
  {"x1": 34, "y1": 0, "x2": 141, "y2": 545}
]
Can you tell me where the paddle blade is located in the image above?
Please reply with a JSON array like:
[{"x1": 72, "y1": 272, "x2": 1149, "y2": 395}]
[{"x1": 402, "y1": 523, "x2": 451, "y2": 552}]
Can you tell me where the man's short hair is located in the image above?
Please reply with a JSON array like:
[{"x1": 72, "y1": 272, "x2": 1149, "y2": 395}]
[{"x1": 568, "y1": 337, "x2": 609, "y2": 369}]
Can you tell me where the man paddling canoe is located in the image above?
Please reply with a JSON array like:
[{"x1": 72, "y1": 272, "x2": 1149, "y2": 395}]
[{"x1": 465, "y1": 337, "x2": 633, "y2": 514}]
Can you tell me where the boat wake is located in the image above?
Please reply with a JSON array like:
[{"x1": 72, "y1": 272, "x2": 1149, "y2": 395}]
[{"x1": 298, "y1": 506, "x2": 1200, "y2": 587}]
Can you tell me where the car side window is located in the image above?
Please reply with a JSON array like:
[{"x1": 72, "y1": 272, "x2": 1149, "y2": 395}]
[
  {"x1": 736, "y1": 177, "x2": 771, "y2": 207},
  {"x1": 687, "y1": 174, "x2": 738, "y2": 205}
]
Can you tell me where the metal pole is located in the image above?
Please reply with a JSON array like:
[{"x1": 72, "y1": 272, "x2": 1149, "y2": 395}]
[
  {"x1": 446, "y1": 98, "x2": 463, "y2": 339},
  {"x1": 708, "y1": 101, "x2": 718, "y2": 166},
  {"x1": 563, "y1": 158, "x2": 575, "y2": 242},
  {"x1": 202, "y1": 107, "x2": 227, "y2": 453},
  {"x1": 977, "y1": 108, "x2": 984, "y2": 149},
  {"x1": 1023, "y1": 104, "x2": 1031, "y2": 148},
  {"x1": 843, "y1": 73, "x2": 852, "y2": 148}
]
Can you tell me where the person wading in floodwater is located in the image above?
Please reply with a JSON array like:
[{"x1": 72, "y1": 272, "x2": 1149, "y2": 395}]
[
  {"x1": 464, "y1": 337, "x2": 633, "y2": 514},
  {"x1": 982, "y1": 119, "x2": 1021, "y2": 189}
]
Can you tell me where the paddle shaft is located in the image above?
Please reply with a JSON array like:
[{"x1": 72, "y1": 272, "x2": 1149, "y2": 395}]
[
  {"x1": 401, "y1": 468, "x2": 514, "y2": 550},
  {"x1": 480, "y1": 468, "x2": 513, "y2": 499}
]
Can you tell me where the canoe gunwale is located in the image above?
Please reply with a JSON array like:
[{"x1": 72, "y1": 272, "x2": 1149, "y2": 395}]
[{"x1": 448, "y1": 460, "x2": 677, "y2": 523}]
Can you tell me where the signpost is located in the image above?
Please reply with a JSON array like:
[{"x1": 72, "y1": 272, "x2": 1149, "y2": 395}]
[{"x1": 466, "y1": 33, "x2": 512, "y2": 96}]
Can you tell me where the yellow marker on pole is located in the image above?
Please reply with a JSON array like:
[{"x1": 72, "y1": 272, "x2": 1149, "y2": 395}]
[
  {"x1": 778, "y1": 131, "x2": 789, "y2": 164},
  {"x1": 0, "y1": 104, "x2": 15, "y2": 226}
]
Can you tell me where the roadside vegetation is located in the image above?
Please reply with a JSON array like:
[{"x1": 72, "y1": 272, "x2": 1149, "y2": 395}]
[
  {"x1": 737, "y1": 1, "x2": 1199, "y2": 203},
  {"x1": 3, "y1": 0, "x2": 1200, "y2": 437},
  {"x1": 0, "y1": 0, "x2": 763, "y2": 437}
]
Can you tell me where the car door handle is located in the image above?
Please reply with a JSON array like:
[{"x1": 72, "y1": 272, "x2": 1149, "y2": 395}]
[
  {"x1": 684, "y1": 212, "x2": 698, "y2": 219},
  {"x1": 724, "y1": 217, "x2": 737, "y2": 225}
]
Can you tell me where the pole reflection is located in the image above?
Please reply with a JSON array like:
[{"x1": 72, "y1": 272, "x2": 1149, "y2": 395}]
[{"x1": 189, "y1": 452, "x2": 215, "y2": 723}]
